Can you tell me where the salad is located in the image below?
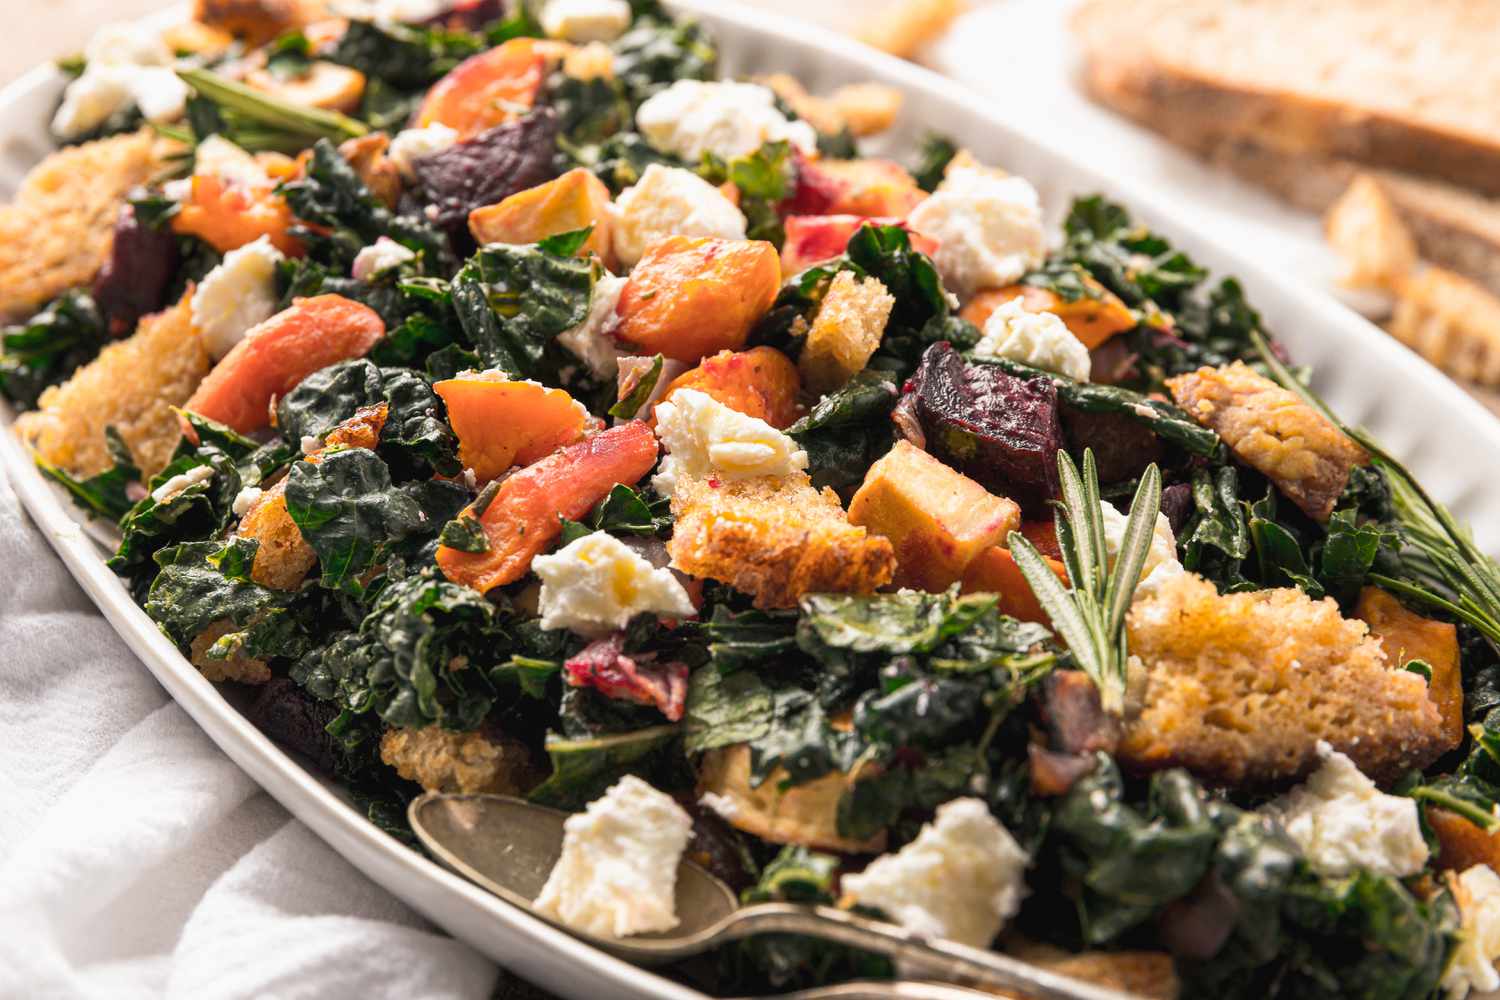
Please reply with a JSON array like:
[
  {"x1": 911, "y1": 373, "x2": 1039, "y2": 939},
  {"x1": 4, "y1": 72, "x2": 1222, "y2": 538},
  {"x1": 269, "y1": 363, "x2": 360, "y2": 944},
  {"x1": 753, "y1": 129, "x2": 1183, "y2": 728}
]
[{"x1": 5, "y1": 1, "x2": 1500, "y2": 997}]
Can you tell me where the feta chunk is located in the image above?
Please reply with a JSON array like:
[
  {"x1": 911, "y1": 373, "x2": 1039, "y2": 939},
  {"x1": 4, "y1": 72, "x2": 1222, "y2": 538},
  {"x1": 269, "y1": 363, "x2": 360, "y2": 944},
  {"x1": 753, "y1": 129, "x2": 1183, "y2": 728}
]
[
  {"x1": 331, "y1": 0, "x2": 454, "y2": 21},
  {"x1": 531, "y1": 532, "x2": 696, "y2": 635},
  {"x1": 558, "y1": 272, "x2": 627, "y2": 378},
  {"x1": 191, "y1": 236, "x2": 285, "y2": 360},
  {"x1": 651, "y1": 388, "x2": 808, "y2": 498},
  {"x1": 541, "y1": 0, "x2": 631, "y2": 42},
  {"x1": 85, "y1": 21, "x2": 174, "y2": 68},
  {"x1": 388, "y1": 123, "x2": 459, "y2": 179},
  {"x1": 906, "y1": 167, "x2": 1046, "y2": 298},
  {"x1": 1100, "y1": 499, "x2": 1183, "y2": 597},
  {"x1": 842, "y1": 798, "x2": 1029, "y2": 948},
  {"x1": 52, "y1": 23, "x2": 188, "y2": 138},
  {"x1": 1264, "y1": 741, "x2": 1429, "y2": 878},
  {"x1": 636, "y1": 79, "x2": 818, "y2": 164},
  {"x1": 194, "y1": 135, "x2": 271, "y2": 188},
  {"x1": 150, "y1": 464, "x2": 215, "y2": 505},
  {"x1": 974, "y1": 297, "x2": 1090, "y2": 382},
  {"x1": 352, "y1": 236, "x2": 416, "y2": 281},
  {"x1": 1444, "y1": 864, "x2": 1500, "y2": 999},
  {"x1": 534, "y1": 775, "x2": 693, "y2": 938},
  {"x1": 231, "y1": 486, "x2": 264, "y2": 517},
  {"x1": 612, "y1": 164, "x2": 746, "y2": 269}
]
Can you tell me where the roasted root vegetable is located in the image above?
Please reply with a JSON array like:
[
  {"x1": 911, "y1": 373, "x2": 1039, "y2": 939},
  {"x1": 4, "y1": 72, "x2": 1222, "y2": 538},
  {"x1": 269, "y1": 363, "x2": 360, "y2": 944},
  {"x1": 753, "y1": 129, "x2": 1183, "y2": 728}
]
[
  {"x1": 244, "y1": 60, "x2": 367, "y2": 113},
  {"x1": 1355, "y1": 586, "x2": 1464, "y2": 751},
  {"x1": 615, "y1": 236, "x2": 780, "y2": 364},
  {"x1": 417, "y1": 38, "x2": 546, "y2": 138},
  {"x1": 655, "y1": 347, "x2": 803, "y2": 429},
  {"x1": 848, "y1": 440, "x2": 1020, "y2": 592},
  {"x1": 468, "y1": 168, "x2": 614, "y2": 267},
  {"x1": 781, "y1": 214, "x2": 939, "y2": 277},
  {"x1": 436, "y1": 421, "x2": 659, "y2": 593},
  {"x1": 184, "y1": 295, "x2": 386, "y2": 433},
  {"x1": 433, "y1": 373, "x2": 590, "y2": 481},
  {"x1": 172, "y1": 174, "x2": 302, "y2": 256},
  {"x1": 800, "y1": 158, "x2": 927, "y2": 217},
  {"x1": 1427, "y1": 807, "x2": 1500, "y2": 873},
  {"x1": 960, "y1": 281, "x2": 1135, "y2": 350},
  {"x1": 962, "y1": 545, "x2": 1068, "y2": 626}
]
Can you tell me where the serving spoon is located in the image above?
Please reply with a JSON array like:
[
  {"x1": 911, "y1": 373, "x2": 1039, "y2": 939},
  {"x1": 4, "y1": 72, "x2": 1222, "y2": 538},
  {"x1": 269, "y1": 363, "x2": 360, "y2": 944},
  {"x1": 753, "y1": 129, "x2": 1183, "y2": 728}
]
[{"x1": 408, "y1": 793, "x2": 1136, "y2": 1000}]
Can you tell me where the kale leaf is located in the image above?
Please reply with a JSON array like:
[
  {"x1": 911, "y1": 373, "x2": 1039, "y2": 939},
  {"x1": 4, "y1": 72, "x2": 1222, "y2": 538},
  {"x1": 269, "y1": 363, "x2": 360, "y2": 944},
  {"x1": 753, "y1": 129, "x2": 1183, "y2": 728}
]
[
  {"x1": 451, "y1": 239, "x2": 597, "y2": 378},
  {"x1": 0, "y1": 290, "x2": 109, "y2": 409},
  {"x1": 38, "y1": 426, "x2": 141, "y2": 521},
  {"x1": 283, "y1": 447, "x2": 425, "y2": 593},
  {"x1": 786, "y1": 370, "x2": 898, "y2": 491}
]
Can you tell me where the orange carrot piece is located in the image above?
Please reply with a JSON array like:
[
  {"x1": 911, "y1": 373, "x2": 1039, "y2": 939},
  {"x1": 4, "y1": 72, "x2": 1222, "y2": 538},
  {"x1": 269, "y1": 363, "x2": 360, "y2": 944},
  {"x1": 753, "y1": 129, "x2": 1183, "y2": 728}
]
[
  {"x1": 172, "y1": 174, "x2": 303, "y2": 256},
  {"x1": 434, "y1": 373, "x2": 589, "y2": 481}
]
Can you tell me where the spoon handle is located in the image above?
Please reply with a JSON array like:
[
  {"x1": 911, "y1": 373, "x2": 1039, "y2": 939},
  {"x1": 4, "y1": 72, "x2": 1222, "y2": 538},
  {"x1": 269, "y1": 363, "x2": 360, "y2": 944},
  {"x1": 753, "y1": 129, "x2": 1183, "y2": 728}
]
[{"x1": 715, "y1": 904, "x2": 1135, "y2": 1000}]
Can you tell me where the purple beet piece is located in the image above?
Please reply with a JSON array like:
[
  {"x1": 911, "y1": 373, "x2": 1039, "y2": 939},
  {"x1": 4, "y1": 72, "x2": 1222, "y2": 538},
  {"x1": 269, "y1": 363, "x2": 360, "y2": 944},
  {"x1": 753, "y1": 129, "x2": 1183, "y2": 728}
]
[
  {"x1": 908, "y1": 341, "x2": 1064, "y2": 511},
  {"x1": 1160, "y1": 482, "x2": 1194, "y2": 535},
  {"x1": 1060, "y1": 404, "x2": 1163, "y2": 484},
  {"x1": 247, "y1": 678, "x2": 339, "y2": 776},
  {"x1": 417, "y1": 0, "x2": 504, "y2": 29},
  {"x1": 92, "y1": 203, "x2": 178, "y2": 337},
  {"x1": 410, "y1": 108, "x2": 559, "y2": 248}
]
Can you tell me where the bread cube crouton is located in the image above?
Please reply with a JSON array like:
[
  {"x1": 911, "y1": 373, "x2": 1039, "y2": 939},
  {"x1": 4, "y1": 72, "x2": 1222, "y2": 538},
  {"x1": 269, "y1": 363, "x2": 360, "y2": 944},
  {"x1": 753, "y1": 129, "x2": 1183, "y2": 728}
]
[
  {"x1": 15, "y1": 291, "x2": 209, "y2": 480},
  {"x1": 848, "y1": 440, "x2": 1020, "y2": 592},
  {"x1": 189, "y1": 619, "x2": 272, "y2": 684},
  {"x1": 467, "y1": 168, "x2": 614, "y2": 268},
  {"x1": 696, "y1": 743, "x2": 887, "y2": 854},
  {"x1": 858, "y1": 0, "x2": 969, "y2": 60},
  {"x1": 756, "y1": 74, "x2": 903, "y2": 138},
  {"x1": 0, "y1": 129, "x2": 172, "y2": 321},
  {"x1": 1166, "y1": 361, "x2": 1369, "y2": 522},
  {"x1": 237, "y1": 483, "x2": 316, "y2": 591},
  {"x1": 1389, "y1": 266, "x2": 1500, "y2": 387},
  {"x1": 380, "y1": 726, "x2": 542, "y2": 795},
  {"x1": 1009, "y1": 941, "x2": 1180, "y2": 1000},
  {"x1": 668, "y1": 472, "x2": 896, "y2": 610},
  {"x1": 1428, "y1": 807, "x2": 1500, "y2": 874},
  {"x1": 1120, "y1": 572, "x2": 1447, "y2": 788},
  {"x1": 1324, "y1": 174, "x2": 1419, "y2": 292},
  {"x1": 798, "y1": 271, "x2": 894, "y2": 395},
  {"x1": 1355, "y1": 586, "x2": 1463, "y2": 752}
]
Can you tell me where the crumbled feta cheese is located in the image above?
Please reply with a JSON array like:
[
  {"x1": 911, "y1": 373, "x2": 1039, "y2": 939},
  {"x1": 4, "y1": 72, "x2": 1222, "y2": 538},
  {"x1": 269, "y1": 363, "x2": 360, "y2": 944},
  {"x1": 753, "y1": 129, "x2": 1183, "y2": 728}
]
[
  {"x1": 330, "y1": 0, "x2": 453, "y2": 22},
  {"x1": 534, "y1": 775, "x2": 693, "y2": 938},
  {"x1": 352, "y1": 236, "x2": 417, "y2": 281},
  {"x1": 906, "y1": 167, "x2": 1046, "y2": 298},
  {"x1": 558, "y1": 272, "x2": 627, "y2": 378},
  {"x1": 611, "y1": 164, "x2": 746, "y2": 269},
  {"x1": 531, "y1": 532, "x2": 696, "y2": 635},
  {"x1": 191, "y1": 235, "x2": 285, "y2": 360},
  {"x1": 1263, "y1": 742, "x2": 1429, "y2": 878},
  {"x1": 541, "y1": 0, "x2": 631, "y2": 42},
  {"x1": 636, "y1": 79, "x2": 818, "y2": 164},
  {"x1": 974, "y1": 297, "x2": 1091, "y2": 382},
  {"x1": 388, "y1": 123, "x2": 459, "y2": 179},
  {"x1": 842, "y1": 798, "x2": 1029, "y2": 948},
  {"x1": 1444, "y1": 864, "x2": 1500, "y2": 999},
  {"x1": 150, "y1": 464, "x2": 215, "y2": 505},
  {"x1": 193, "y1": 135, "x2": 271, "y2": 188},
  {"x1": 651, "y1": 388, "x2": 808, "y2": 498},
  {"x1": 232, "y1": 486, "x2": 264, "y2": 517},
  {"x1": 52, "y1": 23, "x2": 188, "y2": 138},
  {"x1": 1100, "y1": 499, "x2": 1183, "y2": 596},
  {"x1": 698, "y1": 791, "x2": 739, "y2": 821},
  {"x1": 86, "y1": 21, "x2": 175, "y2": 68},
  {"x1": 300, "y1": 435, "x2": 322, "y2": 455}
]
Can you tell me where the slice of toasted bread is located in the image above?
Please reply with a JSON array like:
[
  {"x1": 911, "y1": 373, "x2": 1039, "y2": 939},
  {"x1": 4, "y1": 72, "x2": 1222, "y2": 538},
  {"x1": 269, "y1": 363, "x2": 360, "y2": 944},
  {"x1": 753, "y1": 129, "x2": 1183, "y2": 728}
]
[{"x1": 1389, "y1": 266, "x2": 1500, "y2": 387}]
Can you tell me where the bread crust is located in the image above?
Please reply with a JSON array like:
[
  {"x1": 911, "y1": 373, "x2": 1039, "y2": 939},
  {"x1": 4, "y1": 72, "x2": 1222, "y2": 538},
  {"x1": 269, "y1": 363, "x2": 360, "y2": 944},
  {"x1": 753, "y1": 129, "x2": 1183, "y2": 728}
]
[{"x1": 380, "y1": 726, "x2": 541, "y2": 795}]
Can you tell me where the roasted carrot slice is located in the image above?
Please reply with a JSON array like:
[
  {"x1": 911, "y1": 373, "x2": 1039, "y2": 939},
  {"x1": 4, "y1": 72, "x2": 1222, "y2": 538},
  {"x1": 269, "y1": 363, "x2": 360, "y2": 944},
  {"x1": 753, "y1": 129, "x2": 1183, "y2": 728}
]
[
  {"x1": 654, "y1": 347, "x2": 803, "y2": 429},
  {"x1": 960, "y1": 282, "x2": 1135, "y2": 350},
  {"x1": 418, "y1": 38, "x2": 545, "y2": 138},
  {"x1": 436, "y1": 421, "x2": 660, "y2": 594},
  {"x1": 433, "y1": 373, "x2": 589, "y2": 481},
  {"x1": 184, "y1": 295, "x2": 385, "y2": 433},
  {"x1": 961, "y1": 545, "x2": 1069, "y2": 627},
  {"x1": 172, "y1": 174, "x2": 303, "y2": 256}
]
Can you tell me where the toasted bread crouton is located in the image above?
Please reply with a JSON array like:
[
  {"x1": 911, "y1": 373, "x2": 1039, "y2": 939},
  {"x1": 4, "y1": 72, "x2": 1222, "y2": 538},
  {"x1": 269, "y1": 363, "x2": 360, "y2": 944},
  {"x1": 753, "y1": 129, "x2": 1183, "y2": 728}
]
[
  {"x1": 1389, "y1": 266, "x2": 1500, "y2": 386},
  {"x1": 859, "y1": 0, "x2": 968, "y2": 60},
  {"x1": 1428, "y1": 807, "x2": 1500, "y2": 873},
  {"x1": 757, "y1": 74, "x2": 903, "y2": 138},
  {"x1": 1166, "y1": 361, "x2": 1369, "y2": 522},
  {"x1": 15, "y1": 292, "x2": 208, "y2": 480},
  {"x1": 799, "y1": 271, "x2": 894, "y2": 395},
  {"x1": 0, "y1": 130, "x2": 171, "y2": 321},
  {"x1": 380, "y1": 726, "x2": 542, "y2": 795},
  {"x1": 1008, "y1": 941, "x2": 1180, "y2": 1000},
  {"x1": 1325, "y1": 174, "x2": 1419, "y2": 292},
  {"x1": 193, "y1": 0, "x2": 327, "y2": 45},
  {"x1": 668, "y1": 472, "x2": 896, "y2": 609},
  {"x1": 189, "y1": 619, "x2": 272, "y2": 684},
  {"x1": 1121, "y1": 572, "x2": 1447, "y2": 788},
  {"x1": 696, "y1": 743, "x2": 886, "y2": 854},
  {"x1": 1355, "y1": 586, "x2": 1464, "y2": 752}
]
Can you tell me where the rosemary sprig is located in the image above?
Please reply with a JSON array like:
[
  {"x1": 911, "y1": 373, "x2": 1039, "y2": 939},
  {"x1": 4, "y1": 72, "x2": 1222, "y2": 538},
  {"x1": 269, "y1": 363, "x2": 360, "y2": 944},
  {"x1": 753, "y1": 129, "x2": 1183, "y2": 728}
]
[
  {"x1": 176, "y1": 67, "x2": 367, "y2": 150},
  {"x1": 1008, "y1": 449, "x2": 1162, "y2": 714}
]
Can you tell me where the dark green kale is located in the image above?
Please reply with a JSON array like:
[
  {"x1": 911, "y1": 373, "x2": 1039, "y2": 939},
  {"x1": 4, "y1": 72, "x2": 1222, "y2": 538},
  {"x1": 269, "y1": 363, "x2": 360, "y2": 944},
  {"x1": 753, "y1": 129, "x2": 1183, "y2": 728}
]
[
  {"x1": 698, "y1": 141, "x2": 795, "y2": 246},
  {"x1": 611, "y1": 16, "x2": 717, "y2": 107},
  {"x1": 38, "y1": 426, "x2": 141, "y2": 521},
  {"x1": 0, "y1": 290, "x2": 109, "y2": 409},
  {"x1": 609, "y1": 353, "x2": 665, "y2": 419},
  {"x1": 527, "y1": 724, "x2": 682, "y2": 809},
  {"x1": 1179, "y1": 465, "x2": 1252, "y2": 587},
  {"x1": 327, "y1": 19, "x2": 486, "y2": 91},
  {"x1": 786, "y1": 370, "x2": 898, "y2": 492},
  {"x1": 696, "y1": 604, "x2": 805, "y2": 674},
  {"x1": 910, "y1": 132, "x2": 958, "y2": 192},
  {"x1": 144, "y1": 537, "x2": 293, "y2": 657}
]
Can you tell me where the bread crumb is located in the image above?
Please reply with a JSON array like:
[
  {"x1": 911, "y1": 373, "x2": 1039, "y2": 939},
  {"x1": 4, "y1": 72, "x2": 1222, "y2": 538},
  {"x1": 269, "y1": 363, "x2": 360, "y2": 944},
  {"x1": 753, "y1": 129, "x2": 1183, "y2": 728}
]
[
  {"x1": 799, "y1": 271, "x2": 894, "y2": 394},
  {"x1": 381, "y1": 725, "x2": 541, "y2": 795}
]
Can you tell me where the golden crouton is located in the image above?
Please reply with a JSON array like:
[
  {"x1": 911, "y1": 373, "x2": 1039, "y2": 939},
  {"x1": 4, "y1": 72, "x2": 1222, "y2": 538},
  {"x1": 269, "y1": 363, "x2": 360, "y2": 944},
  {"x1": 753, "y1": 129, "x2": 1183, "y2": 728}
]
[
  {"x1": 15, "y1": 292, "x2": 208, "y2": 480},
  {"x1": 189, "y1": 619, "x2": 272, "y2": 685},
  {"x1": 696, "y1": 743, "x2": 886, "y2": 854},
  {"x1": 1166, "y1": 361, "x2": 1369, "y2": 522},
  {"x1": 1389, "y1": 266, "x2": 1500, "y2": 387},
  {"x1": 1120, "y1": 572, "x2": 1447, "y2": 787},
  {"x1": 380, "y1": 726, "x2": 542, "y2": 795},
  {"x1": 757, "y1": 74, "x2": 903, "y2": 138},
  {"x1": 0, "y1": 129, "x2": 171, "y2": 321},
  {"x1": 858, "y1": 0, "x2": 969, "y2": 60},
  {"x1": 563, "y1": 42, "x2": 614, "y2": 82},
  {"x1": 668, "y1": 472, "x2": 896, "y2": 610},
  {"x1": 1324, "y1": 174, "x2": 1418, "y2": 293},
  {"x1": 1355, "y1": 586, "x2": 1463, "y2": 752},
  {"x1": 798, "y1": 271, "x2": 894, "y2": 394},
  {"x1": 1428, "y1": 807, "x2": 1500, "y2": 874},
  {"x1": 193, "y1": 0, "x2": 327, "y2": 45},
  {"x1": 1008, "y1": 940, "x2": 1180, "y2": 1000}
]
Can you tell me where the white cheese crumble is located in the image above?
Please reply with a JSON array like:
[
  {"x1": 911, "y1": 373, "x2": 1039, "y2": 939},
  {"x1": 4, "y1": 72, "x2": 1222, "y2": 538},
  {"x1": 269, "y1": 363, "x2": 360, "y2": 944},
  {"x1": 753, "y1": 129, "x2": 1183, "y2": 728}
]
[
  {"x1": 1263, "y1": 741, "x2": 1429, "y2": 878},
  {"x1": 531, "y1": 532, "x2": 696, "y2": 636},
  {"x1": 1443, "y1": 864, "x2": 1500, "y2": 998},
  {"x1": 540, "y1": 0, "x2": 631, "y2": 42},
  {"x1": 192, "y1": 135, "x2": 271, "y2": 188},
  {"x1": 906, "y1": 167, "x2": 1046, "y2": 299},
  {"x1": 841, "y1": 798, "x2": 1029, "y2": 948},
  {"x1": 352, "y1": 236, "x2": 416, "y2": 281},
  {"x1": 388, "y1": 123, "x2": 459, "y2": 179},
  {"x1": 150, "y1": 464, "x2": 215, "y2": 505},
  {"x1": 52, "y1": 22, "x2": 189, "y2": 138},
  {"x1": 651, "y1": 388, "x2": 808, "y2": 498},
  {"x1": 191, "y1": 235, "x2": 286, "y2": 361},
  {"x1": 231, "y1": 486, "x2": 264, "y2": 518},
  {"x1": 635, "y1": 79, "x2": 818, "y2": 164},
  {"x1": 974, "y1": 297, "x2": 1091, "y2": 382},
  {"x1": 557, "y1": 272, "x2": 627, "y2": 378},
  {"x1": 330, "y1": 0, "x2": 454, "y2": 22},
  {"x1": 698, "y1": 791, "x2": 739, "y2": 821},
  {"x1": 611, "y1": 164, "x2": 746, "y2": 269},
  {"x1": 534, "y1": 775, "x2": 693, "y2": 938},
  {"x1": 1100, "y1": 500, "x2": 1183, "y2": 597},
  {"x1": 300, "y1": 435, "x2": 322, "y2": 455}
]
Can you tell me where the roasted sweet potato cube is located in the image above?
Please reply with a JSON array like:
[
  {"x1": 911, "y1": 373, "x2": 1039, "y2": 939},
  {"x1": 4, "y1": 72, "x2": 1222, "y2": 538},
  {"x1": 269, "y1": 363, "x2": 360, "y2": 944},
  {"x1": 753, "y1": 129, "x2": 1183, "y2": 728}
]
[
  {"x1": 417, "y1": 38, "x2": 545, "y2": 138},
  {"x1": 962, "y1": 545, "x2": 1068, "y2": 626},
  {"x1": 468, "y1": 167, "x2": 614, "y2": 266},
  {"x1": 1356, "y1": 586, "x2": 1464, "y2": 752},
  {"x1": 172, "y1": 174, "x2": 303, "y2": 256},
  {"x1": 656, "y1": 346, "x2": 803, "y2": 429},
  {"x1": 1428, "y1": 807, "x2": 1500, "y2": 873},
  {"x1": 433, "y1": 372, "x2": 589, "y2": 480},
  {"x1": 615, "y1": 236, "x2": 780, "y2": 364},
  {"x1": 848, "y1": 440, "x2": 1020, "y2": 592},
  {"x1": 960, "y1": 281, "x2": 1135, "y2": 350}
]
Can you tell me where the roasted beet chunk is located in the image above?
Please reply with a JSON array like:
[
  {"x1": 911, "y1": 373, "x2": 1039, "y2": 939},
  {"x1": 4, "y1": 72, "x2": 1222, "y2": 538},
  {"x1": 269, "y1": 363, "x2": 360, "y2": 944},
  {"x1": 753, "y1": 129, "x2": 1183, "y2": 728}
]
[
  {"x1": 907, "y1": 342, "x2": 1064, "y2": 511},
  {"x1": 410, "y1": 108, "x2": 559, "y2": 248},
  {"x1": 1060, "y1": 404, "x2": 1163, "y2": 485},
  {"x1": 92, "y1": 203, "x2": 179, "y2": 337},
  {"x1": 247, "y1": 678, "x2": 340, "y2": 775}
]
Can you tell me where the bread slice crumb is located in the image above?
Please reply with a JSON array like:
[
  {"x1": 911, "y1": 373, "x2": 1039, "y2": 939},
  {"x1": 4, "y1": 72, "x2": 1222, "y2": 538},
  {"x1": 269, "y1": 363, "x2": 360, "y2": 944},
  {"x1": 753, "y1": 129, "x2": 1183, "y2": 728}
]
[
  {"x1": 1390, "y1": 266, "x2": 1500, "y2": 386},
  {"x1": 798, "y1": 271, "x2": 894, "y2": 394},
  {"x1": 381, "y1": 726, "x2": 541, "y2": 795}
]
